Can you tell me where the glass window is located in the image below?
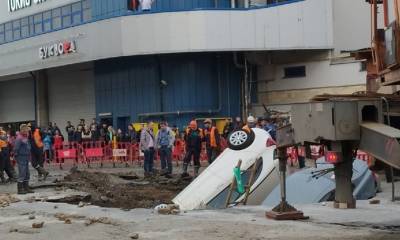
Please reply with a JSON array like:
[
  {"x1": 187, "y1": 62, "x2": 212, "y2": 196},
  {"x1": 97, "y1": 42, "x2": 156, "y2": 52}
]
[
  {"x1": 43, "y1": 21, "x2": 51, "y2": 32},
  {"x1": 13, "y1": 20, "x2": 20, "y2": 29},
  {"x1": 13, "y1": 29, "x2": 20, "y2": 40},
  {"x1": 72, "y1": 13, "x2": 81, "y2": 25},
  {"x1": 52, "y1": 16, "x2": 61, "y2": 29},
  {"x1": 72, "y1": 2, "x2": 82, "y2": 12},
  {"x1": 83, "y1": 9, "x2": 91, "y2": 22},
  {"x1": 82, "y1": 0, "x2": 91, "y2": 9},
  {"x1": 0, "y1": 24, "x2": 4, "y2": 33},
  {"x1": 43, "y1": 11, "x2": 51, "y2": 20},
  {"x1": 62, "y1": 5, "x2": 71, "y2": 15},
  {"x1": 34, "y1": 13, "x2": 42, "y2": 23},
  {"x1": 0, "y1": 33, "x2": 4, "y2": 44},
  {"x1": 21, "y1": 25, "x2": 29, "y2": 38},
  {"x1": 29, "y1": 16, "x2": 34, "y2": 36},
  {"x1": 21, "y1": 17, "x2": 29, "y2": 26},
  {"x1": 5, "y1": 22, "x2": 12, "y2": 31},
  {"x1": 62, "y1": 15, "x2": 71, "y2": 27},
  {"x1": 35, "y1": 23, "x2": 42, "y2": 34},
  {"x1": 52, "y1": 8, "x2": 61, "y2": 17},
  {"x1": 5, "y1": 30, "x2": 12, "y2": 42}
]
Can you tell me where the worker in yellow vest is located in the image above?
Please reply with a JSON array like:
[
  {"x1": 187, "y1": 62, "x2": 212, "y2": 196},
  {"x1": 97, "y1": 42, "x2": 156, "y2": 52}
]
[{"x1": 203, "y1": 118, "x2": 220, "y2": 164}]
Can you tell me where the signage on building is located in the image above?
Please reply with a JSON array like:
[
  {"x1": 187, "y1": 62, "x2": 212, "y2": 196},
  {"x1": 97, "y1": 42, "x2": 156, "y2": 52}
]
[
  {"x1": 39, "y1": 40, "x2": 77, "y2": 60},
  {"x1": 8, "y1": 0, "x2": 48, "y2": 13}
]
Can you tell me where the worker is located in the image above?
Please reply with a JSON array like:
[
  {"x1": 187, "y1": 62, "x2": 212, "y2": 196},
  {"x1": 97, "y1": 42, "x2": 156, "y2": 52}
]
[
  {"x1": 31, "y1": 127, "x2": 49, "y2": 181},
  {"x1": 243, "y1": 116, "x2": 256, "y2": 132},
  {"x1": 156, "y1": 121, "x2": 175, "y2": 177},
  {"x1": 0, "y1": 129, "x2": 17, "y2": 183},
  {"x1": 15, "y1": 124, "x2": 34, "y2": 194},
  {"x1": 182, "y1": 120, "x2": 203, "y2": 178},
  {"x1": 139, "y1": 0, "x2": 154, "y2": 11},
  {"x1": 140, "y1": 122, "x2": 156, "y2": 177},
  {"x1": 203, "y1": 119, "x2": 220, "y2": 164}
]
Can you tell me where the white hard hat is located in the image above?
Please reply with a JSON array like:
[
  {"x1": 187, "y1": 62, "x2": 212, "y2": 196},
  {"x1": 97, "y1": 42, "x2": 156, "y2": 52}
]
[{"x1": 247, "y1": 116, "x2": 255, "y2": 123}]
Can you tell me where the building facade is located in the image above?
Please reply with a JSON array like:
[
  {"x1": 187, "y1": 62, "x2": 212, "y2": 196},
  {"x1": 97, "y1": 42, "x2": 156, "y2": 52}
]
[{"x1": 0, "y1": 0, "x2": 371, "y2": 133}]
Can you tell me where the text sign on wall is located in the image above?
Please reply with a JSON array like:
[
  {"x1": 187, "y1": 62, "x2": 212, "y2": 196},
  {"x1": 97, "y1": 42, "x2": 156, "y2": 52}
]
[
  {"x1": 39, "y1": 40, "x2": 77, "y2": 60},
  {"x1": 8, "y1": 0, "x2": 48, "y2": 13}
]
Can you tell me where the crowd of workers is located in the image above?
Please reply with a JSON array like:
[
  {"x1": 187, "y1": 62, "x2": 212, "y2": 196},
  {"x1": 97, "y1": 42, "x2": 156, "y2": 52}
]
[{"x1": 0, "y1": 115, "x2": 277, "y2": 195}]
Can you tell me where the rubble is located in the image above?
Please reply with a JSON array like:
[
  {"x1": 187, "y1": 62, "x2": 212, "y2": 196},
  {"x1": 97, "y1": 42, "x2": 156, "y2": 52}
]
[
  {"x1": 32, "y1": 222, "x2": 44, "y2": 228},
  {"x1": 155, "y1": 204, "x2": 181, "y2": 215},
  {"x1": 84, "y1": 217, "x2": 119, "y2": 226},
  {"x1": 0, "y1": 194, "x2": 20, "y2": 207},
  {"x1": 130, "y1": 233, "x2": 140, "y2": 239}
]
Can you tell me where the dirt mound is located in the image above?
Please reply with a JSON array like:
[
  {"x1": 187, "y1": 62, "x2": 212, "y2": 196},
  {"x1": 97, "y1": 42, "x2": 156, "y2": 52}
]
[{"x1": 62, "y1": 170, "x2": 190, "y2": 209}]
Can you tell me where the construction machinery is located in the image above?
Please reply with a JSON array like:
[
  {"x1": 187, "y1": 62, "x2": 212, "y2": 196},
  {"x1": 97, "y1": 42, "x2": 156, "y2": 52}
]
[{"x1": 266, "y1": 0, "x2": 400, "y2": 220}]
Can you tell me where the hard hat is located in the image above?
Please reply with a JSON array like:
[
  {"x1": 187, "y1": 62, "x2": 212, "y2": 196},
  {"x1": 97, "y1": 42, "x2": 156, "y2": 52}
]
[
  {"x1": 247, "y1": 116, "x2": 256, "y2": 123},
  {"x1": 203, "y1": 118, "x2": 212, "y2": 124}
]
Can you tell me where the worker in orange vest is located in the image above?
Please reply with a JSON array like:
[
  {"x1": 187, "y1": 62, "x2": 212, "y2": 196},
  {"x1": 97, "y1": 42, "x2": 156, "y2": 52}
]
[
  {"x1": 30, "y1": 127, "x2": 49, "y2": 181},
  {"x1": 203, "y1": 118, "x2": 220, "y2": 164},
  {"x1": 182, "y1": 120, "x2": 203, "y2": 178}
]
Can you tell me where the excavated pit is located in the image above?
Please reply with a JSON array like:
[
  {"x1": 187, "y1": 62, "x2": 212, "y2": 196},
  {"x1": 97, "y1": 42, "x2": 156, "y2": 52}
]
[{"x1": 60, "y1": 170, "x2": 191, "y2": 209}]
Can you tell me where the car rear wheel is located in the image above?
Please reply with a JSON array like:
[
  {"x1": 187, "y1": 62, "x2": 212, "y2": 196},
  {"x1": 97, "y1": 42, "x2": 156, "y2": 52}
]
[{"x1": 227, "y1": 129, "x2": 255, "y2": 150}]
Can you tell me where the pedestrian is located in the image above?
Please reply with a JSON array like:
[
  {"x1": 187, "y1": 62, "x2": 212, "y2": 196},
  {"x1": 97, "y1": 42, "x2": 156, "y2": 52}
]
[
  {"x1": 90, "y1": 118, "x2": 99, "y2": 141},
  {"x1": 139, "y1": 0, "x2": 154, "y2": 11},
  {"x1": 140, "y1": 122, "x2": 155, "y2": 177},
  {"x1": 65, "y1": 121, "x2": 75, "y2": 142},
  {"x1": 127, "y1": 125, "x2": 137, "y2": 144},
  {"x1": 53, "y1": 130, "x2": 64, "y2": 149},
  {"x1": 78, "y1": 119, "x2": 85, "y2": 130},
  {"x1": 100, "y1": 123, "x2": 108, "y2": 142},
  {"x1": 15, "y1": 124, "x2": 34, "y2": 194},
  {"x1": 30, "y1": 127, "x2": 49, "y2": 181},
  {"x1": 106, "y1": 126, "x2": 115, "y2": 144},
  {"x1": 116, "y1": 128, "x2": 126, "y2": 142},
  {"x1": 43, "y1": 130, "x2": 53, "y2": 162},
  {"x1": 74, "y1": 125, "x2": 83, "y2": 143},
  {"x1": 0, "y1": 129, "x2": 17, "y2": 183},
  {"x1": 203, "y1": 119, "x2": 220, "y2": 164},
  {"x1": 222, "y1": 118, "x2": 233, "y2": 139},
  {"x1": 264, "y1": 118, "x2": 277, "y2": 140},
  {"x1": 81, "y1": 125, "x2": 92, "y2": 142},
  {"x1": 156, "y1": 121, "x2": 175, "y2": 177},
  {"x1": 52, "y1": 123, "x2": 61, "y2": 136},
  {"x1": 47, "y1": 122, "x2": 54, "y2": 135},
  {"x1": 181, "y1": 120, "x2": 203, "y2": 178},
  {"x1": 234, "y1": 116, "x2": 244, "y2": 130}
]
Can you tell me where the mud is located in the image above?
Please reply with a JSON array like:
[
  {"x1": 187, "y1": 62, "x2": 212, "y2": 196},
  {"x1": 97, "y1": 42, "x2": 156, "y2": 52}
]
[{"x1": 61, "y1": 170, "x2": 190, "y2": 209}]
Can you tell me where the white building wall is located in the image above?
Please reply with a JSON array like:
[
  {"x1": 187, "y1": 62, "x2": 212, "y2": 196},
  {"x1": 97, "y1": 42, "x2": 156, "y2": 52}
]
[
  {"x1": 332, "y1": 0, "x2": 371, "y2": 54},
  {"x1": 260, "y1": 60, "x2": 367, "y2": 92},
  {"x1": 0, "y1": 77, "x2": 35, "y2": 123},
  {"x1": 47, "y1": 64, "x2": 96, "y2": 136},
  {"x1": 0, "y1": 0, "x2": 334, "y2": 77}
]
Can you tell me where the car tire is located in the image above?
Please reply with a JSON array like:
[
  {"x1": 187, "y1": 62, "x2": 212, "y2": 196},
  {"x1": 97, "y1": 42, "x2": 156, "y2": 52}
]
[{"x1": 227, "y1": 129, "x2": 255, "y2": 150}]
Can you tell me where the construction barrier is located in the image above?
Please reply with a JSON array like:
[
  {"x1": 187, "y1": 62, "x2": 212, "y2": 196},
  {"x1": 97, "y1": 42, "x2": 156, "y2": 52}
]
[{"x1": 11, "y1": 137, "x2": 232, "y2": 169}]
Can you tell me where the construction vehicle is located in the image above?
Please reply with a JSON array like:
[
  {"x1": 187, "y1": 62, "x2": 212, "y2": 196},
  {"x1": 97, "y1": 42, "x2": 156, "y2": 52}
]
[{"x1": 266, "y1": 0, "x2": 400, "y2": 220}]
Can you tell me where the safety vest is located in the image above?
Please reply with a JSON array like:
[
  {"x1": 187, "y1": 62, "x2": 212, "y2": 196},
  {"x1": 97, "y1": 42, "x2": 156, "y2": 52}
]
[
  {"x1": 205, "y1": 127, "x2": 218, "y2": 148},
  {"x1": 0, "y1": 139, "x2": 7, "y2": 148},
  {"x1": 34, "y1": 130, "x2": 44, "y2": 148},
  {"x1": 242, "y1": 125, "x2": 251, "y2": 133}
]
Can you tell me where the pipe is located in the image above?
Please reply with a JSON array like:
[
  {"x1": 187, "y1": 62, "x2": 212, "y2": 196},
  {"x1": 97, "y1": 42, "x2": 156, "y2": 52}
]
[
  {"x1": 138, "y1": 56, "x2": 223, "y2": 119},
  {"x1": 383, "y1": 0, "x2": 389, "y2": 28}
]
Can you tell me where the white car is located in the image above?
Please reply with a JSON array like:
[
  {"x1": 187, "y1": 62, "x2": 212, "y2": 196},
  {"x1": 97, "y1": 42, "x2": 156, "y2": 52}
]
[{"x1": 173, "y1": 128, "x2": 279, "y2": 211}]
